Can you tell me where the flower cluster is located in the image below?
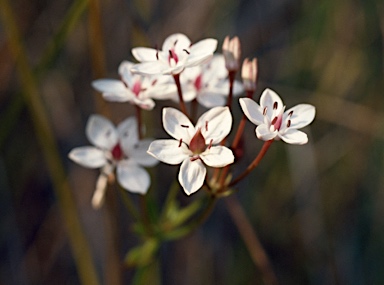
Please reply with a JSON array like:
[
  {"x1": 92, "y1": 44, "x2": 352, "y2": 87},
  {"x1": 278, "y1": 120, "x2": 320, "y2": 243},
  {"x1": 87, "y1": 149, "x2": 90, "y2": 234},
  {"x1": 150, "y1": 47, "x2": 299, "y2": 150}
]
[{"x1": 69, "y1": 32, "x2": 316, "y2": 207}]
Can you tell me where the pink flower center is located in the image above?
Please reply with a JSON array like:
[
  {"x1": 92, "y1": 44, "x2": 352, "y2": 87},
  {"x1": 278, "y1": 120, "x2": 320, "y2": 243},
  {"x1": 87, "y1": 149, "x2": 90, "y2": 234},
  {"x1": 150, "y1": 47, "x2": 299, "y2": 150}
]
[
  {"x1": 168, "y1": 49, "x2": 179, "y2": 64},
  {"x1": 132, "y1": 81, "x2": 141, "y2": 97},
  {"x1": 111, "y1": 143, "x2": 124, "y2": 160},
  {"x1": 194, "y1": 74, "x2": 202, "y2": 91}
]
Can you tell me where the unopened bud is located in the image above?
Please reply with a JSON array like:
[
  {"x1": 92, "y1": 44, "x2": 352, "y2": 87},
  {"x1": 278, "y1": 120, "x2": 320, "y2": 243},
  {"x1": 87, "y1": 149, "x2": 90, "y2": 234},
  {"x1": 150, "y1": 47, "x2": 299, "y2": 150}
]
[
  {"x1": 241, "y1": 58, "x2": 258, "y2": 92},
  {"x1": 222, "y1": 36, "x2": 241, "y2": 72}
]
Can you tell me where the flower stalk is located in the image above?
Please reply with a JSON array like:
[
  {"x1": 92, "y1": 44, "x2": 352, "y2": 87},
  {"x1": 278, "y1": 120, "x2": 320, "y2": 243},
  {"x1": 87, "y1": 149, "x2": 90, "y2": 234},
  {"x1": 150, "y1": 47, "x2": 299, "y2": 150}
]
[{"x1": 173, "y1": 73, "x2": 188, "y2": 116}]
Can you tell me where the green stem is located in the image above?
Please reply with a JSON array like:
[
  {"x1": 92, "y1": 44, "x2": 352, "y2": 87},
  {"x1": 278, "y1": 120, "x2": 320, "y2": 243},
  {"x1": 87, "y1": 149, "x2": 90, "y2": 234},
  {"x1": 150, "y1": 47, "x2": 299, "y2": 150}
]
[
  {"x1": 118, "y1": 186, "x2": 141, "y2": 221},
  {"x1": 0, "y1": 1, "x2": 100, "y2": 284}
]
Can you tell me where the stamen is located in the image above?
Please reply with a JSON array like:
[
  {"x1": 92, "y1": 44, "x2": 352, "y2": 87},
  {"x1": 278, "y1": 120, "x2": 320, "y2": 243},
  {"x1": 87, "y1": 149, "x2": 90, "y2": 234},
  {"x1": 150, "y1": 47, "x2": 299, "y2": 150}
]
[
  {"x1": 263, "y1": 107, "x2": 267, "y2": 116},
  {"x1": 178, "y1": 139, "x2": 183, "y2": 147},
  {"x1": 287, "y1": 120, "x2": 291, "y2": 128},
  {"x1": 190, "y1": 156, "x2": 200, "y2": 162},
  {"x1": 174, "y1": 40, "x2": 178, "y2": 46},
  {"x1": 208, "y1": 139, "x2": 213, "y2": 149},
  {"x1": 271, "y1": 116, "x2": 277, "y2": 125},
  {"x1": 205, "y1": 121, "x2": 208, "y2": 131},
  {"x1": 183, "y1": 49, "x2": 190, "y2": 54},
  {"x1": 273, "y1": 102, "x2": 278, "y2": 110},
  {"x1": 156, "y1": 50, "x2": 159, "y2": 60},
  {"x1": 288, "y1": 110, "x2": 294, "y2": 117},
  {"x1": 181, "y1": 124, "x2": 189, "y2": 128},
  {"x1": 169, "y1": 50, "x2": 173, "y2": 58}
]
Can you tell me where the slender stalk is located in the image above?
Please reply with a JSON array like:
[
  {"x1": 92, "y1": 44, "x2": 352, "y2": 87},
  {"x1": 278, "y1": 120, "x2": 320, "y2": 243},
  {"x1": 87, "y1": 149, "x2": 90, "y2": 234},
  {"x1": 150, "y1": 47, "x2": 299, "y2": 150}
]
[
  {"x1": 225, "y1": 195, "x2": 278, "y2": 285},
  {"x1": 118, "y1": 187, "x2": 141, "y2": 221},
  {"x1": 0, "y1": 1, "x2": 100, "y2": 284},
  {"x1": 136, "y1": 105, "x2": 143, "y2": 139},
  {"x1": 225, "y1": 71, "x2": 236, "y2": 110},
  {"x1": 190, "y1": 98, "x2": 198, "y2": 122},
  {"x1": 229, "y1": 140, "x2": 273, "y2": 187},
  {"x1": 172, "y1": 73, "x2": 188, "y2": 116},
  {"x1": 88, "y1": 0, "x2": 110, "y2": 116}
]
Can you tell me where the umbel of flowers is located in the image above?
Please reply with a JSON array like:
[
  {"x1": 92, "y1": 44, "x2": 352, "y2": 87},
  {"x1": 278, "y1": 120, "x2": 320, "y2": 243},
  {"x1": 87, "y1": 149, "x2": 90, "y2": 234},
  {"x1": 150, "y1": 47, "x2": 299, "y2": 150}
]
[{"x1": 68, "y1": 32, "x2": 316, "y2": 273}]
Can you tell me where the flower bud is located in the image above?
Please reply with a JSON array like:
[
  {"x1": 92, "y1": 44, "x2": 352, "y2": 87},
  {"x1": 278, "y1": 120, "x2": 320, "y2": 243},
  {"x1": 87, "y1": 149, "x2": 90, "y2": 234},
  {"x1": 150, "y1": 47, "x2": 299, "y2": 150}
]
[
  {"x1": 241, "y1": 58, "x2": 258, "y2": 92},
  {"x1": 222, "y1": 36, "x2": 241, "y2": 72}
]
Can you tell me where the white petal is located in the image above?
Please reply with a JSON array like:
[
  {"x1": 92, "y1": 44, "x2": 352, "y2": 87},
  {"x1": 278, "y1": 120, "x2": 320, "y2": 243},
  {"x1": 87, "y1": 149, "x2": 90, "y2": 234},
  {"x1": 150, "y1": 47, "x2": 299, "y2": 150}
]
[
  {"x1": 283, "y1": 104, "x2": 316, "y2": 129},
  {"x1": 147, "y1": 139, "x2": 190, "y2": 165},
  {"x1": 196, "y1": 106, "x2": 232, "y2": 144},
  {"x1": 117, "y1": 116, "x2": 138, "y2": 151},
  {"x1": 132, "y1": 96, "x2": 156, "y2": 110},
  {"x1": 239, "y1": 98, "x2": 264, "y2": 125},
  {"x1": 184, "y1": 53, "x2": 213, "y2": 68},
  {"x1": 92, "y1": 79, "x2": 128, "y2": 95},
  {"x1": 68, "y1": 146, "x2": 107, "y2": 168},
  {"x1": 197, "y1": 92, "x2": 226, "y2": 108},
  {"x1": 256, "y1": 124, "x2": 277, "y2": 141},
  {"x1": 178, "y1": 158, "x2": 206, "y2": 195},
  {"x1": 189, "y1": 38, "x2": 218, "y2": 56},
  {"x1": 129, "y1": 139, "x2": 159, "y2": 167},
  {"x1": 131, "y1": 62, "x2": 169, "y2": 75},
  {"x1": 131, "y1": 47, "x2": 158, "y2": 62},
  {"x1": 162, "y1": 108, "x2": 196, "y2": 142},
  {"x1": 232, "y1": 80, "x2": 245, "y2": 95},
  {"x1": 102, "y1": 92, "x2": 132, "y2": 102},
  {"x1": 118, "y1": 61, "x2": 135, "y2": 87},
  {"x1": 117, "y1": 160, "x2": 150, "y2": 194},
  {"x1": 260, "y1": 88, "x2": 284, "y2": 116},
  {"x1": 86, "y1": 115, "x2": 118, "y2": 150},
  {"x1": 279, "y1": 129, "x2": 308, "y2": 145},
  {"x1": 92, "y1": 174, "x2": 108, "y2": 209},
  {"x1": 200, "y1": 146, "x2": 234, "y2": 167},
  {"x1": 162, "y1": 33, "x2": 191, "y2": 53}
]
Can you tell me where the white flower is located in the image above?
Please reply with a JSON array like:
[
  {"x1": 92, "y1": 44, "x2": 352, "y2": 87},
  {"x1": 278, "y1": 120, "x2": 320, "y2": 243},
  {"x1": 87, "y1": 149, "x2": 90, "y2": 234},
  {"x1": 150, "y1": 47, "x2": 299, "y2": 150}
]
[
  {"x1": 239, "y1": 88, "x2": 316, "y2": 145},
  {"x1": 147, "y1": 107, "x2": 234, "y2": 195},
  {"x1": 179, "y1": 55, "x2": 244, "y2": 108},
  {"x1": 68, "y1": 115, "x2": 158, "y2": 208},
  {"x1": 131, "y1": 33, "x2": 218, "y2": 75},
  {"x1": 92, "y1": 61, "x2": 175, "y2": 110}
]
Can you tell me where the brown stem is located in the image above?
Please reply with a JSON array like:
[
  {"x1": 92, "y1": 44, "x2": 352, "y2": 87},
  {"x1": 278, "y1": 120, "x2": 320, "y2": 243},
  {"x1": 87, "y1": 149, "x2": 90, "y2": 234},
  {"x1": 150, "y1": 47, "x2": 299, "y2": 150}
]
[
  {"x1": 135, "y1": 105, "x2": 143, "y2": 140},
  {"x1": 229, "y1": 140, "x2": 273, "y2": 187},
  {"x1": 225, "y1": 71, "x2": 236, "y2": 110},
  {"x1": 173, "y1": 73, "x2": 188, "y2": 116},
  {"x1": 225, "y1": 195, "x2": 278, "y2": 285}
]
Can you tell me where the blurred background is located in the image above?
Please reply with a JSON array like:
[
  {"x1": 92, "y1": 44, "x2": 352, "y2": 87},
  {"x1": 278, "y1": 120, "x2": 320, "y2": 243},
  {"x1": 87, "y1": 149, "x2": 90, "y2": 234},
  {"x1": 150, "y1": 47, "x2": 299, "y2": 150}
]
[{"x1": 1, "y1": 0, "x2": 384, "y2": 284}]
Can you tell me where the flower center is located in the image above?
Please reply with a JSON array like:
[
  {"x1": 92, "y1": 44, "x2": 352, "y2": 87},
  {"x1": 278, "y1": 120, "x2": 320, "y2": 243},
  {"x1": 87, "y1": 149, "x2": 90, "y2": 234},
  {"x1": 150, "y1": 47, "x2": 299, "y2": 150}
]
[
  {"x1": 267, "y1": 101, "x2": 285, "y2": 132},
  {"x1": 194, "y1": 74, "x2": 202, "y2": 91},
  {"x1": 132, "y1": 81, "x2": 141, "y2": 97},
  {"x1": 189, "y1": 128, "x2": 206, "y2": 154},
  {"x1": 168, "y1": 49, "x2": 179, "y2": 65},
  {"x1": 111, "y1": 143, "x2": 124, "y2": 160}
]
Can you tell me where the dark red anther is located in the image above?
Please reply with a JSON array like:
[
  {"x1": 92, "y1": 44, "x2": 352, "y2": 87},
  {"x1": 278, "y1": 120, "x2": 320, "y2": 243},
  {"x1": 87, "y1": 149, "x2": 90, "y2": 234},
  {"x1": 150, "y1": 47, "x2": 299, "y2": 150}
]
[
  {"x1": 205, "y1": 121, "x2": 208, "y2": 132},
  {"x1": 271, "y1": 116, "x2": 278, "y2": 125},
  {"x1": 273, "y1": 102, "x2": 278, "y2": 110},
  {"x1": 288, "y1": 110, "x2": 294, "y2": 117},
  {"x1": 178, "y1": 139, "x2": 183, "y2": 147},
  {"x1": 183, "y1": 49, "x2": 190, "y2": 54},
  {"x1": 181, "y1": 124, "x2": 189, "y2": 128},
  {"x1": 208, "y1": 139, "x2": 213, "y2": 149},
  {"x1": 287, "y1": 120, "x2": 291, "y2": 128},
  {"x1": 263, "y1": 107, "x2": 267, "y2": 116}
]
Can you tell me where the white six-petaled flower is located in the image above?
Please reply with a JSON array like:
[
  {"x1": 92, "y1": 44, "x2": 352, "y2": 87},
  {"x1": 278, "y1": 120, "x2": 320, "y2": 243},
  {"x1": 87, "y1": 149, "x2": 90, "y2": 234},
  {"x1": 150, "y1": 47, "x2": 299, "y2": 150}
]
[
  {"x1": 92, "y1": 61, "x2": 174, "y2": 110},
  {"x1": 68, "y1": 115, "x2": 158, "y2": 208},
  {"x1": 147, "y1": 107, "x2": 234, "y2": 195},
  {"x1": 239, "y1": 88, "x2": 316, "y2": 144},
  {"x1": 131, "y1": 33, "x2": 218, "y2": 75},
  {"x1": 179, "y1": 54, "x2": 244, "y2": 108}
]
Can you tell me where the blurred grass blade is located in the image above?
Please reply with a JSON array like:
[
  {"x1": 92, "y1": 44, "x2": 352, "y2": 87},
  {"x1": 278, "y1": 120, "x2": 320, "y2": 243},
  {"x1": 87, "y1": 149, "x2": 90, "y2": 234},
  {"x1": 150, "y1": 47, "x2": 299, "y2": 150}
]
[
  {"x1": 0, "y1": 1, "x2": 100, "y2": 284},
  {"x1": 36, "y1": 0, "x2": 89, "y2": 75}
]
